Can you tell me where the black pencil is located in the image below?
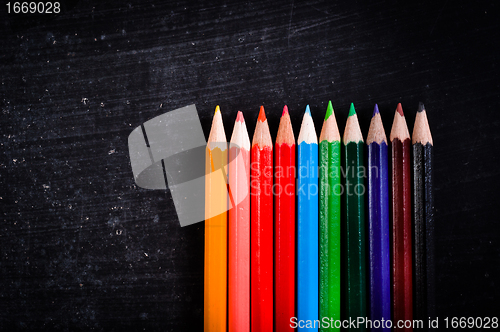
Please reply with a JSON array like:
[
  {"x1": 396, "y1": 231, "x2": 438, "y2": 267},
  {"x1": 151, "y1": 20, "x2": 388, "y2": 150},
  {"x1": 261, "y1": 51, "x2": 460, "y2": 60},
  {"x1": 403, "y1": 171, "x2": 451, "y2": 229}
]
[{"x1": 412, "y1": 102, "x2": 435, "y2": 325}]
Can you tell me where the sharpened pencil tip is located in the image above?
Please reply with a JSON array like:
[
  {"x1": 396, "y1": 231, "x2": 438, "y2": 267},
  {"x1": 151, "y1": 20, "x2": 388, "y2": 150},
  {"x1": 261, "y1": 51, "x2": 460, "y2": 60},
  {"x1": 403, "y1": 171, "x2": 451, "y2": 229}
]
[
  {"x1": 282, "y1": 105, "x2": 289, "y2": 116},
  {"x1": 396, "y1": 103, "x2": 404, "y2": 116},
  {"x1": 418, "y1": 102, "x2": 425, "y2": 113},
  {"x1": 215, "y1": 105, "x2": 220, "y2": 114},
  {"x1": 325, "y1": 101, "x2": 334, "y2": 120},
  {"x1": 373, "y1": 104, "x2": 380, "y2": 117},
  {"x1": 258, "y1": 106, "x2": 266, "y2": 122},
  {"x1": 348, "y1": 103, "x2": 356, "y2": 117},
  {"x1": 236, "y1": 111, "x2": 244, "y2": 123},
  {"x1": 305, "y1": 105, "x2": 311, "y2": 115}
]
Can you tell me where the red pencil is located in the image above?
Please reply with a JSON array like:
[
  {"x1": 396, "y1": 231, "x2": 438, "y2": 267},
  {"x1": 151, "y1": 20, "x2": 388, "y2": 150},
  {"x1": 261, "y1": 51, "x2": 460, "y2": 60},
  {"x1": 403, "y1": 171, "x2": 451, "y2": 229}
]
[
  {"x1": 251, "y1": 106, "x2": 274, "y2": 332},
  {"x1": 274, "y1": 106, "x2": 295, "y2": 332},
  {"x1": 229, "y1": 111, "x2": 251, "y2": 332},
  {"x1": 390, "y1": 103, "x2": 413, "y2": 331}
]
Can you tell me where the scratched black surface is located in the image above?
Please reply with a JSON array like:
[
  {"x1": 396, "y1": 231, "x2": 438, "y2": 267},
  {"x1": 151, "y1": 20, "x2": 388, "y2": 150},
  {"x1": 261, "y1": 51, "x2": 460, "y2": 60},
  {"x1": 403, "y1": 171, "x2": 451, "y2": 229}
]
[{"x1": 1, "y1": 0, "x2": 499, "y2": 330}]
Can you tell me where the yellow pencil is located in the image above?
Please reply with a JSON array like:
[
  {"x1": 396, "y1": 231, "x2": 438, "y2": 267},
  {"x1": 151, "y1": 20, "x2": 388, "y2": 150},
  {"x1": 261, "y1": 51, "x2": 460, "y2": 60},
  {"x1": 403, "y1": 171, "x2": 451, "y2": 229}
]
[{"x1": 204, "y1": 106, "x2": 228, "y2": 332}]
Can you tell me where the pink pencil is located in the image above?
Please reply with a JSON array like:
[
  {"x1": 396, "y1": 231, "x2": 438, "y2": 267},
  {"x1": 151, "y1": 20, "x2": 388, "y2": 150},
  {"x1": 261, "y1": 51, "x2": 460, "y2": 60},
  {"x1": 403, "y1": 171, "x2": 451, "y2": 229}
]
[{"x1": 228, "y1": 111, "x2": 251, "y2": 332}]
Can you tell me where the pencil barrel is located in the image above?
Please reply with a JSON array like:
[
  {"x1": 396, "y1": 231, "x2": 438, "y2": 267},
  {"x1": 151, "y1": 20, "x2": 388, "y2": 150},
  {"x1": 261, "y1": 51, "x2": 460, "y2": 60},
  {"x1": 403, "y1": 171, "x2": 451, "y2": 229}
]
[
  {"x1": 228, "y1": 146, "x2": 250, "y2": 332},
  {"x1": 204, "y1": 147, "x2": 228, "y2": 332},
  {"x1": 319, "y1": 140, "x2": 341, "y2": 332},
  {"x1": 297, "y1": 141, "x2": 319, "y2": 329},
  {"x1": 342, "y1": 141, "x2": 367, "y2": 330},
  {"x1": 275, "y1": 142, "x2": 296, "y2": 332},
  {"x1": 251, "y1": 145, "x2": 274, "y2": 331},
  {"x1": 392, "y1": 138, "x2": 413, "y2": 331},
  {"x1": 413, "y1": 143, "x2": 426, "y2": 322},
  {"x1": 368, "y1": 141, "x2": 391, "y2": 331},
  {"x1": 424, "y1": 144, "x2": 435, "y2": 320}
]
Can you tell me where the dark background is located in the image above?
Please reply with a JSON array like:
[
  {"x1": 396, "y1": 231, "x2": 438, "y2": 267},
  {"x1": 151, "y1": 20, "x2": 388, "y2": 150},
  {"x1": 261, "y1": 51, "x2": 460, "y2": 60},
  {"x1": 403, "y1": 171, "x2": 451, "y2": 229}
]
[{"x1": 1, "y1": 0, "x2": 499, "y2": 330}]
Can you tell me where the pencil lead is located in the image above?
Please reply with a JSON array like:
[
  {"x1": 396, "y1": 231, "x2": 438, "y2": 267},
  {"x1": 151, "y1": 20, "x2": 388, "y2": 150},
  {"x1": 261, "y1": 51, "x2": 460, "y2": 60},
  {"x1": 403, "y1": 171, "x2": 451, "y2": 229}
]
[
  {"x1": 282, "y1": 105, "x2": 289, "y2": 116},
  {"x1": 396, "y1": 103, "x2": 404, "y2": 116},
  {"x1": 418, "y1": 102, "x2": 425, "y2": 113},
  {"x1": 236, "y1": 111, "x2": 244, "y2": 123},
  {"x1": 258, "y1": 106, "x2": 266, "y2": 122},
  {"x1": 305, "y1": 105, "x2": 311, "y2": 115},
  {"x1": 348, "y1": 103, "x2": 356, "y2": 117},
  {"x1": 325, "y1": 101, "x2": 334, "y2": 120},
  {"x1": 215, "y1": 105, "x2": 220, "y2": 114},
  {"x1": 373, "y1": 104, "x2": 380, "y2": 117}
]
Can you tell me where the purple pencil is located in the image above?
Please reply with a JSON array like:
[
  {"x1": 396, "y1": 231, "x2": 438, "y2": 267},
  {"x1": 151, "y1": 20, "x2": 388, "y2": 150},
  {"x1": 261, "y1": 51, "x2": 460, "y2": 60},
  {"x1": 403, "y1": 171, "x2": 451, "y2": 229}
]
[{"x1": 367, "y1": 105, "x2": 391, "y2": 331}]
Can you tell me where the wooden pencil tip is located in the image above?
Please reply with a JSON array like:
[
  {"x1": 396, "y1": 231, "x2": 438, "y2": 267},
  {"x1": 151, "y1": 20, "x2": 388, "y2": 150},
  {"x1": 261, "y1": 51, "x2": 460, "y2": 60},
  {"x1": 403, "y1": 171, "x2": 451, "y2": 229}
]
[
  {"x1": 230, "y1": 111, "x2": 250, "y2": 149},
  {"x1": 367, "y1": 107, "x2": 387, "y2": 145},
  {"x1": 258, "y1": 106, "x2": 266, "y2": 122},
  {"x1": 319, "y1": 101, "x2": 340, "y2": 143},
  {"x1": 236, "y1": 111, "x2": 244, "y2": 123},
  {"x1": 412, "y1": 106, "x2": 433, "y2": 145},
  {"x1": 208, "y1": 105, "x2": 227, "y2": 145},
  {"x1": 390, "y1": 104, "x2": 410, "y2": 141},
  {"x1": 298, "y1": 106, "x2": 317, "y2": 144},
  {"x1": 343, "y1": 108, "x2": 363, "y2": 143},
  {"x1": 396, "y1": 103, "x2": 404, "y2": 116},
  {"x1": 418, "y1": 102, "x2": 425, "y2": 113},
  {"x1": 282, "y1": 105, "x2": 289, "y2": 116},
  {"x1": 325, "y1": 101, "x2": 334, "y2": 120},
  {"x1": 348, "y1": 103, "x2": 356, "y2": 117},
  {"x1": 253, "y1": 108, "x2": 272, "y2": 148},
  {"x1": 276, "y1": 106, "x2": 294, "y2": 145},
  {"x1": 373, "y1": 104, "x2": 380, "y2": 117}
]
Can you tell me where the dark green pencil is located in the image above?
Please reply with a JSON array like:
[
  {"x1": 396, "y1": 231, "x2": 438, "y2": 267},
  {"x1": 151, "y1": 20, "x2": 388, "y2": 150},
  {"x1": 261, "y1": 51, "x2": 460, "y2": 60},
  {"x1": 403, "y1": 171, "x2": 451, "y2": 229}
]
[{"x1": 342, "y1": 103, "x2": 366, "y2": 330}]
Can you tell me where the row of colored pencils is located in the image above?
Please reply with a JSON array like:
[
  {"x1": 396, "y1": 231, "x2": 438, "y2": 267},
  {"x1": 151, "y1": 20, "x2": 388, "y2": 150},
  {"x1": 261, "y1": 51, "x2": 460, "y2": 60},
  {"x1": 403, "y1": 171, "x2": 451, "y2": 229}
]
[{"x1": 204, "y1": 102, "x2": 433, "y2": 332}]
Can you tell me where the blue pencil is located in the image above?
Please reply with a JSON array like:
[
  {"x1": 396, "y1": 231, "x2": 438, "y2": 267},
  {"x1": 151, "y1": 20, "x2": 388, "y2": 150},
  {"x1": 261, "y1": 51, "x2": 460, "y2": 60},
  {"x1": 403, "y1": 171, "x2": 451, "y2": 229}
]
[
  {"x1": 297, "y1": 105, "x2": 319, "y2": 331},
  {"x1": 367, "y1": 105, "x2": 391, "y2": 331}
]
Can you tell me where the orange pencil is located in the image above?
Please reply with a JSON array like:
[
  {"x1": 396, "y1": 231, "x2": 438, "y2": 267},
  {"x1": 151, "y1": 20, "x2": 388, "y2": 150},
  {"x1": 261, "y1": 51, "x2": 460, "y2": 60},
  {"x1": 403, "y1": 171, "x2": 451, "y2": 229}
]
[
  {"x1": 205, "y1": 106, "x2": 228, "y2": 332},
  {"x1": 228, "y1": 111, "x2": 251, "y2": 332}
]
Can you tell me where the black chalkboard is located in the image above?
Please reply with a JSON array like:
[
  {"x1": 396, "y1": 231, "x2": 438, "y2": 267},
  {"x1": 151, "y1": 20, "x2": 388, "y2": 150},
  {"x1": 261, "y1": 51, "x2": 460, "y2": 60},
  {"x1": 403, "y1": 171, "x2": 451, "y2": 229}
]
[{"x1": 1, "y1": 0, "x2": 499, "y2": 330}]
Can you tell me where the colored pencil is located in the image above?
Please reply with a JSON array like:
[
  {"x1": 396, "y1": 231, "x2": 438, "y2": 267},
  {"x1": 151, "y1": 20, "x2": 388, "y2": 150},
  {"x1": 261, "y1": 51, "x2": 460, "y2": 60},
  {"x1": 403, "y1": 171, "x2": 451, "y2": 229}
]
[
  {"x1": 412, "y1": 103, "x2": 435, "y2": 324},
  {"x1": 275, "y1": 106, "x2": 296, "y2": 332},
  {"x1": 251, "y1": 106, "x2": 273, "y2": 332},
  {"x1": 367, "y1": 105, "x2": 391, "y2": 331},
  {"x1": 205, "y1": 105, "x2": 228, "y2": 332},
  {"x1": 319, "y1": 101, "x2": 341, "y2": 331},
  {"x1": 229, "y1": 111, "x2": 251, "y2": 332},
  {"x1": 297, "y1": 105, "x2": 319, "y2": 331},
  {"x1": 342, "y1": 103, "x2": 366, "y2": 330},
  {"x1": 390, "y1": 103, "x2": 412, "y2": 331}
]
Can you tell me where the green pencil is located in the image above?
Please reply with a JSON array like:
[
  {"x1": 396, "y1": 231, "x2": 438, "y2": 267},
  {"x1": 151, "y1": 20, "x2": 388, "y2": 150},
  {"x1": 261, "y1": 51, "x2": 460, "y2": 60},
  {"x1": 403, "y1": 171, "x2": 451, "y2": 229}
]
[
  {"x1": 319, "y1": 101, "x2": 341, "y2": 331},
  {"x1": 342, "y1": 103, "x2": 367, "y2": 330}
]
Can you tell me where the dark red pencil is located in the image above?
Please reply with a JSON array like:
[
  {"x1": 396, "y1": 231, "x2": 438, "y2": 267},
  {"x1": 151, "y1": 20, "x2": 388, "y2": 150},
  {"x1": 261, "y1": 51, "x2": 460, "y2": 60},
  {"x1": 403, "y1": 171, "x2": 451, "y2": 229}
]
[
  {"x1": 251, "y1": 106, "x2": 274, "y2": 332},
  {"x1": 390, "y1": 103, "x2": 412, "y2": 331},
  {"x1": 274, "y1": 106, "x2": 295, "y2": 332}
]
